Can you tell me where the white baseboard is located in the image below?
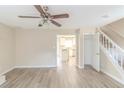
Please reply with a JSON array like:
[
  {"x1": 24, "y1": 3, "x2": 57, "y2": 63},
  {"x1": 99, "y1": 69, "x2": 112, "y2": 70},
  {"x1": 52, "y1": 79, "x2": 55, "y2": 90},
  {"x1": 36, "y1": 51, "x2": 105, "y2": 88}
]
[
  {"x1": 0, "y1": 67, "x2": 14, "y2": 76},
  {"x1": 0, "y1": 65, "x2": 57, "y2": 76},
  {"x1": 0, "y1": 75, "x2": 6, "y2": 85},
  {"x1": 101, "y1": 69, "x2": 124, "y2": 85},
  {"x1": 78, "y1": 65, "x2": 84, "y2": 69},
  {"x1": 15, "y1": 65, "x2": 57, "y2": 68},
  {"x1": 0, "y1": 67, "x2": 14, "y2": 85}
]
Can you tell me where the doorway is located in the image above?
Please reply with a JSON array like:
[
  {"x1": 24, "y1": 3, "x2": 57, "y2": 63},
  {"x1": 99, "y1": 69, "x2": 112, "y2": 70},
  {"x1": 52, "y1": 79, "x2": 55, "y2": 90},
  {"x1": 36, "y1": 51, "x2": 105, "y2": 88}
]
[
  {"x1": 84, "y1": 33, "x2": 100, "y2": 71},
  {"x1": 57, "y1": 35, "x2": 77, "y2": 67},
  {"x1": 84, "y1": 34, "x2": 94, "y2": 66}
]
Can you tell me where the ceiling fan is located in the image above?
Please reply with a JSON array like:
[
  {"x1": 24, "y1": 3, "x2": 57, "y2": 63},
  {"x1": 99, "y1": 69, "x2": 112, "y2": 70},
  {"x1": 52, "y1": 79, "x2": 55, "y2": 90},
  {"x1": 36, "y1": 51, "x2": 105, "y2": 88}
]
[{"x1": 18, "y1": 5, "x2": 69, "y2": 27}]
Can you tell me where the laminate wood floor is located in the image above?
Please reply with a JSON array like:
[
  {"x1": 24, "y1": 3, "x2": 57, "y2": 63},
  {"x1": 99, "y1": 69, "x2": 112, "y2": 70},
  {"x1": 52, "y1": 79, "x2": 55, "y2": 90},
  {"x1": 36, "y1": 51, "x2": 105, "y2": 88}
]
[{"x1": 0, "y1": 64, "x2": 124, "y2": 88}]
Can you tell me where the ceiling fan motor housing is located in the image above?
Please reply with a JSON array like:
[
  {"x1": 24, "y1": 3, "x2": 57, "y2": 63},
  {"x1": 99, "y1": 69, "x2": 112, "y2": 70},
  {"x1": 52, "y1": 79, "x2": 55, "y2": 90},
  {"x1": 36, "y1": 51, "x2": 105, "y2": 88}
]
[{"x1": 43, "y1": 6, "x2": 49, "y2": 11}]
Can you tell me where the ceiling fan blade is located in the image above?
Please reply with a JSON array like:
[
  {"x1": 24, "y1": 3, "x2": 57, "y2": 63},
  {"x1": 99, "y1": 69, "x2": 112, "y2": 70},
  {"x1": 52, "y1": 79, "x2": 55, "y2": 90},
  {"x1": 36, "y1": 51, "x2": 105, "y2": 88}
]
[
  {"x1": 34, "y1": 5, "x2": 45, "y2": 16},
  {"x1": 50, "y1": 19, "x2": 61, "y2": 27},
  {"x1": 18, "y1": 16, "x2": 41, "y2": 18},
  {"x1": 51, "y1": 14, "x2": 69, "y2": 19}
]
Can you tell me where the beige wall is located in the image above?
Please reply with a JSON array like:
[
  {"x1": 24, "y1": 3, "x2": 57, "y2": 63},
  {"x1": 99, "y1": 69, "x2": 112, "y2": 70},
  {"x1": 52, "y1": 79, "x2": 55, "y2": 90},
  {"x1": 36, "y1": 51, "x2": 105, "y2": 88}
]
[
  {"x1": 102, "y1": 18, "x2": 124, "y2": 49},
  {"x1": 0, "y1": 23, "x2": 15, "y2": 75},
  {"x1": 107, "y1": 18, "x2": 124, "y2": 37}
]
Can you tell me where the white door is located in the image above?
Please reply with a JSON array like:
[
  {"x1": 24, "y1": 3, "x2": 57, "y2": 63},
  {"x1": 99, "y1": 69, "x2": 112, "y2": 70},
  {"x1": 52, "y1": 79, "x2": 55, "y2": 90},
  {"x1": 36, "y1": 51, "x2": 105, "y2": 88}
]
[
  {"x1": 84, "y1": 35, "x2": 93, "y2": 65},
  {"x1": 92, "y1": 32, "x2": 100, "y2": 72}
]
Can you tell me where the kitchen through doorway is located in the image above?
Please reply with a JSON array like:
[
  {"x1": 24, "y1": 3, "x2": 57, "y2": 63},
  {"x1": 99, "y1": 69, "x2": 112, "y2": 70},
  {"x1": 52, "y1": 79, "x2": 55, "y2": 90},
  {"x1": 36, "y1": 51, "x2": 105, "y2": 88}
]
[{"x1": 57, "y1": 35, "x2": 77, "y2": 67}]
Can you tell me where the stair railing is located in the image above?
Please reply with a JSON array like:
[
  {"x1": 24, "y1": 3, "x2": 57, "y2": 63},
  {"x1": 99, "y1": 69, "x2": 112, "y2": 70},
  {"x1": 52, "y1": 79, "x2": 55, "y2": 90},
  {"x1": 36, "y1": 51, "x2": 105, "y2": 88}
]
[{"x1": 99, "y1": 28, "x2": 124, "y2": 70}]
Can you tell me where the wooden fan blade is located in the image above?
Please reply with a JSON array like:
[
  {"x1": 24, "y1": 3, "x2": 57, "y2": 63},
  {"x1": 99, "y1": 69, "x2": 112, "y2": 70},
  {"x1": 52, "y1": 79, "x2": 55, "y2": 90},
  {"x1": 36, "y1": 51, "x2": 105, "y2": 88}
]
[
  {"x1": 51, "y1": 14, "x2": 69, "y2": 19},
  {"x1": 18, "y1": 16, "x2": 41, "y2": 18},
  {"x1": 50, "y1": 19, "x2": 61, "y2": 27},
  {"x1": 34, "y1": 5, "x2": 44, "y2": 16}
]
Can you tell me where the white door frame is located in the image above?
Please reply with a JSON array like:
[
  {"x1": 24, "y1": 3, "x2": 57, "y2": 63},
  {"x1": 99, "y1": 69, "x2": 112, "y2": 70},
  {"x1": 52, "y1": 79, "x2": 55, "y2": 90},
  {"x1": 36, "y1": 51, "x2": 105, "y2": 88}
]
[
  {"x1": 83, "y1": 32, "x2": 100, "y2": 71},
  {"x1": 83, "y1": 33, "x2": 94, "y2": 68},
  {"x1": 56, "y1": 35, "x2": 78, "y2": 67},
  {"x1": 92, "y1": 31, "x2": 100, "y2": 72}
]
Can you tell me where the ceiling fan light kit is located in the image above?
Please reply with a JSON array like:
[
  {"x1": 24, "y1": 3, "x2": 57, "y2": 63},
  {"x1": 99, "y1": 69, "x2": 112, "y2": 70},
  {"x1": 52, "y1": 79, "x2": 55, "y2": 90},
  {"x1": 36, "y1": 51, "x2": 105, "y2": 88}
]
[
  {"x1": 38, "y1": 24, "x2": 42, "y2": 27},
  {"x1": 38, "y1": 19, "x2": 49, "y2": 27},
  {"x1": 18, "y1": 5, "x2": 69, "y2": 27}
]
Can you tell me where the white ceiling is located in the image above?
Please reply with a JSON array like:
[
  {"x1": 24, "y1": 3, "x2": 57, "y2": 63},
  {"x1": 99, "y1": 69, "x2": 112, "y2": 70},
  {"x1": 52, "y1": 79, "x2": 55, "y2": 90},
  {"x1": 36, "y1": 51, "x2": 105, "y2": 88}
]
[{"x1": 0, "y1": 5, "x2": 124, "y2": 29}]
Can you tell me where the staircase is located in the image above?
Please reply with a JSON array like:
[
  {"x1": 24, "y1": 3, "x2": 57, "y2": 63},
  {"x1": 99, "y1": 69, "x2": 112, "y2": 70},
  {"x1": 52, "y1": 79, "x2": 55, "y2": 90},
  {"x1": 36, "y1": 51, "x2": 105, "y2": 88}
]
[
  {"x1": 0, "y1": 75, "x2": 6, "y2": 85},
  {"x1": 99, "y1": 28, "x2": 124, "y2": 84}
]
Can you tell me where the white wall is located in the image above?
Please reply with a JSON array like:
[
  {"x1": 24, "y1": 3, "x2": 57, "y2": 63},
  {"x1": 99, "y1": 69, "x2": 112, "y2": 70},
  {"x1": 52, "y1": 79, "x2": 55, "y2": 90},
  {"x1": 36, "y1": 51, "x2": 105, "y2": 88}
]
[
  {"x1": 0, "y1": 23, "x2": 15, "y2": 75},
  {"x1": 0, "y1": 25, "x2": 95, "y2": 72},
  {"x1": 15, "y1": 27, "x2": 95, "y2": 68}
]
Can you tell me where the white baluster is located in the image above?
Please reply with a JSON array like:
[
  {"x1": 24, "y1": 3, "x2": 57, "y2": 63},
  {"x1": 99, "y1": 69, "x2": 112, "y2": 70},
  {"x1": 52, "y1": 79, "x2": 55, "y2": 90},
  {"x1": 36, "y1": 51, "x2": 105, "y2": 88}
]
[
  {"x1": 114, "y1": 47, "x2": 117, "y2": 61},
  {"x1": 108, "y1": 40, "x2": 111, "y2": 53},
  {"x1": 110, "y1": 42, "x2": 112, "y2": 56},
  {"x1": 100, "y1": 34, "x2": 103, "y2": 45},
  {"x1": 104, "y1": 37, "x2": 107, "y2": 49},
  {"x1": 115, "y1": 48, "x2": 119, "y2": 64},
  {"x1": 106, "y1": 38, "x2": 108, "y2": 50},
  {"x1": 112, "y1": 45, "x2": 115, "y2": 60},
  {"x1": 121, "y1": 54, "x2": 124, "y2": 69},
  {"x1": 103, "y1": 36, "x2": 105, "y2": 47}
]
